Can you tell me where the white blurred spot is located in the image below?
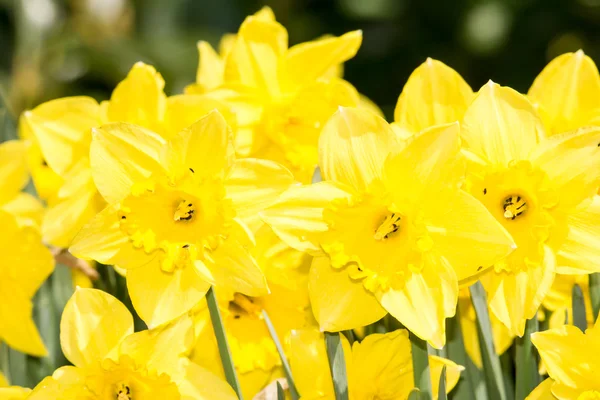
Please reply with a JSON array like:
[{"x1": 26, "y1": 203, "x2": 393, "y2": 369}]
[
  {"x1": 463, "y1": 2, "x2": 512, "y2": 55},
  {"x1": 23, "y1": 0, "x2": 57, "y2": 29}
]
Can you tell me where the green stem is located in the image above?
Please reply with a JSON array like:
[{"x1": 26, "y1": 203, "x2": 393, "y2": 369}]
[
  {"x1": 515, "y1": 317, "x2": 539, "y2": 400},
  {"x1": 572, "y1": 284, "x2": 587, "y2": 331},
  {"x1": 410, "y1": 331, "x2": 432, "y2": 399},
  {"x1": 206, "y1": 287, "x2": 243, "y2": 399},
  {"x1": 589, "y1": 274, "x2": 600, "y2": 321},
  {"x1": 325, "y1": 332, "x2": 349, "y2": 400}
]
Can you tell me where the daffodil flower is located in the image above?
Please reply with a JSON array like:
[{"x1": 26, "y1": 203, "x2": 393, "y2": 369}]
[
  {"x1": 69, "y1": 110, "x2": 294, "y2": 327},
  {"x1": 290, "y1": 329, "x2": 462, "y2": 399},
  {"x1": 461, "y1": 81, "x2": 600, "y2": 336},
  {"x1": 530, "y1": 319, "x2": 600, "y2": 399},
  {"x1": 528, "y1": 50, "x2": 600, "y2": 135},
  {"x1": 0, "y1": 209, "x2": 54, "y2": 357},
  {"x1": 28, "y1": 288, "x2": 236, "y2": 399},
  {"x1": 186, "y1": 7, "x2": 363, "y2": 182},
  {"x1": 262, "y1": 107, "x2": 515, "y2": 347},
  {"x1": 393, "y1": 58, "x2": 473, "y2": 138}
]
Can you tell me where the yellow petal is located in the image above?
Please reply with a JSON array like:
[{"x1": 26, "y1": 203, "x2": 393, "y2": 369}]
[
  {"x1": 487, "y1": 246, "x2": 556, "y2": 336},
  {"x1": 284, "y1": 30, "x2": 362, "y2": 88},
  {"x1": 224, "y1": 13, "x2": 287, "y2": 97},
  {"x1": 119, "y1": 315, "x2": 194, "y2": 378},
  {"x1": 60, "y1": 288, "x2": 133, "y2": 368},
  {"x1": 0, "y1": 140, "x2": 28, "y2": 203},
  {"x1": 429, "y1": 355, "x2": 464, "y2": 398},
  {"x1": 347, "y1": 330, "x2": 413, "y2": 399},
  {"x1": 289, "y1": 329, "x2": 334, "y2": 399},
  {"x1": 178, "y1": 359, "x2": 238, "y2": 400},
  {"x1": 90, "y1": 122, "x2": 167, "y2": 203},
  {"x1": 204, "y1": 237, "x2": 268, "y2": 297},
  {"x1": 383, "y1": 122, "x2": 465, "y2": 203},
  {"x1": 309, "y1": 256, "x2": 386, "y2": 331},
  {"x1": 0, "y1": 287, "x2": 47, "y2": 357},
  {"x1": 260, "y1": 182, "x2": 354, "y2": 253},
  {"x1": 107, "y1": 62, "x2": 166, "y2": 132},
  {"x1": 127, "y1": 259, "x2": 210, "y2": 328},
  {"x1": 557, "y1": 196, "x2": 600, "y2": 274},
  {"x1": 424, "y1": 189, "x2": 515, "y2": 282},
  {"x1": 195, "y1": 40, "x2": 225, "y2": 93},
  {"x1": 225, "y1": 158, "x2": 294, "y2": 230},
  {"x1": 1, "y1": 192, "x2": 44, "y2": 228},
  {"x1": 22, "y1": 97, "x2": 100, "y2": 176},
  {"x1": 69, "y1": 203, "x2": 154, "y2": 269},
  {"x1": 28, "y1": 366, "x2": 87, "y2": 399},
  {"x1": 528, "y1": 50, "x2": 600, "y2": 134},
  {"x1": 525, "y1": 378, "x2": 556, "y2": 400},
  {"x1": 532, "y1": 126, "x2": 600, "y2": 209},
  {"x1": 378, "y1": 253, "x2": 458, "y2": 349},
  {"x1": 462, "y1": 81, "x2": 543, "y2": 166},
  {"x1": 167, "y1": 110, "x2": 235, "y2": 180},
  {"x1": 164, "y1": 94, "x2": 236, "y2": 139},
  {"x1": 394, "y1": 58, "x2": 473, "y2": 133},
  {"x1": 531, "y1": 325, "x2": 592, "y2": 388},
  {"x1": 319, "y1": 107, "x2": 398, "y2": 191}
]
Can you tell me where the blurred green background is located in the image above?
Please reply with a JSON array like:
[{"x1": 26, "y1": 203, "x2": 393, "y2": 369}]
[{"x1": 1, "y1": 0, "x2": 599, "y2": 120}]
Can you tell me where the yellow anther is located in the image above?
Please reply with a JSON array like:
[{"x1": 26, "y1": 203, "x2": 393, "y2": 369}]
[
  {"x1": 374, "y1": 213, "x2": 401, "y2": 240},
  {"x1": 503, "y1": 195, "x2": 527, "y2": 220},
  {"x1": 229, "y1": 293, "x2": 261, "y2": 319},
  {"x1": 174, "y1": 200, "x2": 195, "y2": 222},
  {"x1": 116, "y1": 384, "x2": 131, "y2": 400}
]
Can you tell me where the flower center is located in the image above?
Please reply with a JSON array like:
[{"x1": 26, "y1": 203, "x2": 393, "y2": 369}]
[
  {"x1": 116, "y1": 384, "x2": 132, "y2": 400},
  {"x1": 173, "y1": 199, "x2": 195, "y2": 222},
  {"x1": 502, "y1": 195, "x2": 527, "y2": 220},
  {"x1": 228, "y1": 293, "x2": 261, "y2": 319},
  {"x1": 374, "y1": 213, "x2": 401, "y2": 240}
]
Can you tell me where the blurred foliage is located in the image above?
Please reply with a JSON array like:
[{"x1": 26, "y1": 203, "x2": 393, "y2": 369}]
[{"x1": 2, "y1": 0, "x2": 600, "y2": 119}]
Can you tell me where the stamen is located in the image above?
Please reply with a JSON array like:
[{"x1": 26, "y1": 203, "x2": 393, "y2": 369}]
[
  {"x1": 174, "y1": 200, "x2": 195, "y2": 222},
  {"x1": 374, "y1": 213, "x2": 402, "y2": 240},
  {"x1": 503, "y1": 195, "x2": 527, "y2": 220},
  {"x1": 228, "y1": 293, "x2": 260, "y2": 318},
  {"x1": 116, "y1": 384, "x2": 131, "y2": 400}
]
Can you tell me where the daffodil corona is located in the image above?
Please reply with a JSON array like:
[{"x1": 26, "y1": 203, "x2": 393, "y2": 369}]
[
  {"x1": 262, "y1": 107, "x2": 515, "y2": 347},
  {"x1": 70, "y1": 111, "x2": 294, "y2": 327}
]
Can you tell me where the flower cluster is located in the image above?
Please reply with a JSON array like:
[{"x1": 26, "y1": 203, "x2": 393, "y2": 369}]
[{"x1": 1, "y1": 7, "x2": 599, "y2": 400}]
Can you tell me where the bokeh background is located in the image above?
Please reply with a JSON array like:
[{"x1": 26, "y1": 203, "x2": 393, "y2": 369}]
[{"x1": 1, "y1": 0, "x2": 599, "y2": 121}]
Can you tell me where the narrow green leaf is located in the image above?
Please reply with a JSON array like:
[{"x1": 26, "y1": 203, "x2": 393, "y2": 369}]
[
  {"x1": 572, "y1": 284, "x2": 587, "y2": 331},
  {"x1": 589, "y1": 273, "x2": 600, "y2": 322},
  {"x1": 325, "y1": 332, "x2": 349, "y2": 400},
  {"x1": 515, "y1": 317, "x2": 539, "y2": 399},
  {"x1": 408, "y1": 388, "x2": 424, "y2": 400},
  {"x1": 262, "y1": 310, "x2": 300, "y2": 400},
  {"x1": 410, "y1": 331, "x2": 432, "y2": 399},
  {"x1": 0, "y1": 86, "x2": 16, "y2": 142},
  {"x1": 342, "y1": 330, "x2": 355, "y2": 344},
  {"x1": 438, "y1": 366, "x2": 447, "y2": 400},
  {"x1": 206, "y1": 286, "x2": 243, "y2": 399},
  {"x1": 277, "y1": 381, "x2": 285, "y2": 400},
  {"x1": 0, "y1": 342, "x2": 10, "y2": 383},
  {"x1": 445, "y1": 313, "x2": 486, "y2": 400},
  {"x1": 311, "y1": 167, "x2": 322, "y2": 183},
  {"x1": 500, "y1": 351, "x2": 515, "y2": 400},
  {"x1": 469, "y1": 282, "x2": 507, "y2": 400}
]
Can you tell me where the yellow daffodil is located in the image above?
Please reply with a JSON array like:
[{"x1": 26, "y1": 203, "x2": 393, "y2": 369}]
[
  {"x1": 528, "y1": 50, "x2": 600, "y2": 135},
  {"x1": 457, "y1": 288, "x2": 514, "y2": 368},
  {"x1": 0, "y1": 372, "x2": 31, "y2": 399},
  {"x1": 460, "y1": 82, "x2": 600, "y2": 336},
  {"x1": 543, "y1": 274, "x2": 595, "y2": 330},
  {"x1": 186, "y1": 7, "x2": 363, "y2": 182},
  {"x1": 393, "y1": 58, "x2": 473, "y2": 138},
  {"x1": 530, "y1": 318, "x2": 600, "y2": 399},
  {"x1": 191, "y1": 281, "x2": 312, "y2": 398},
  {"x1": 69, "y1": 110, "x2": 294, "y2": 327},
  {"x1": 0, "y1": 140, "x2": 44, "y2": 227},
  {"x1": 262, "y1": 107, "x2": 515, "y2": 347},
  {"x1": 290, "y1": 329, "x2": 462, "y2": 399},
  {"x1": 0, "y1": 209, "x2": 54, "y2": 356},
  {"x1": 29, "y1": 287, "x2": 236, "y2": 399}
]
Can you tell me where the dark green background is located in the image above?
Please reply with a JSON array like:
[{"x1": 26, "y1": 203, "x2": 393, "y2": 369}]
[{"x1": 1, "y1": 0, "x2": 599, "y2": 119}]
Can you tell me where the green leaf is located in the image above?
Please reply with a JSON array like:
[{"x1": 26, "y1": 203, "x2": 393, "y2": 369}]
[
  {"x1": 469, "y1": 281, "x2": 507, "y2": 400},
  {"x1": 262, "y1": 309, "x2": 300, "y2": 400},
  {"x1": 408, "y1": 388, "x2": 425, "y2": 400},
  {"x1": 410, "y1": 331, "x2": 432, "y2": 399},
  {"x1": 277, "y1": 381, "x2": 285, "y2": 400},
  {"x1": 572, "y1": 284, "x2": 587, "y2": 332},
  {"x1": 0, "y1": 87, "x2": 16, "y2": 142},
  {"x1": 206, "y1": 286, "x2": 243, "y2": 399},
  {"x1": 515, "y1": 317, "x2": 539, "y2": 399},
  {"x1": 325, "y1": 331, "x2": 349, "y2": 400},
  {"x1": 445, "y1": 314, "x2": 486, "y2": 400},
  {"x1": 437, "y1": 365, "x2": 447, "y2": 400},
  {"x1": 589, "y1": 274, "x2": 600, "y2": 322}
]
